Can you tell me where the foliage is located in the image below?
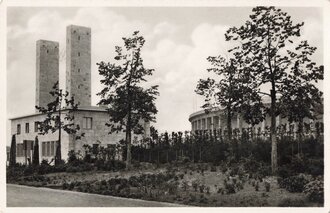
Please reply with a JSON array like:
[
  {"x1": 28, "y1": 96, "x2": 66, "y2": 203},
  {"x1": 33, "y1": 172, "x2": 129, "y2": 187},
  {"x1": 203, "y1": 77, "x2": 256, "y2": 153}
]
[
  {"x1": 196, "y1": 57, "x2": 252, "y2": 141},
  {"x1": 225, "y1": 6, "x2": 323, "y2": 174},
  {"x1": 35, "y1": 81, "x2": 84, "y2": 165},
  {"x1": 32, "y1": 136, "x2": 40, "y2": 166},
  {"x1": 97, "y1": 31, "x2": 159, "y2": 169},
  {"x1": 264, "y1": 181, "x2": 271, "y2": 192},
  {"x1": 9, "y1": 134, "x2": 16, "y2": 167},
  {"x1": 303, "y1": 177, "x2": 324, "y2": 203},
  {"x1": 278, "y1": 173, "x2": 311, "y2": 192}
]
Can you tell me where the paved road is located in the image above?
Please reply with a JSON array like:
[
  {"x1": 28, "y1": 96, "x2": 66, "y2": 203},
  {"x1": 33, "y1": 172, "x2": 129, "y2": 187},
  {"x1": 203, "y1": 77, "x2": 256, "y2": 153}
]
[{"x1": 7, "y1": 184, "x2": 186, "y2": 207}]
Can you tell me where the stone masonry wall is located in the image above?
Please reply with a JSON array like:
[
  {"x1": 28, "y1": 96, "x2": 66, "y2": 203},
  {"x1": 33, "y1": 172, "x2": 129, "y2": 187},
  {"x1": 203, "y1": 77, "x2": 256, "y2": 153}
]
[
  {"x1": 35, "y1": 40, "x2": 59, "y2": 110},
  {"x1": 66, "y1": 25, "x2": 91, "y2": 107}
]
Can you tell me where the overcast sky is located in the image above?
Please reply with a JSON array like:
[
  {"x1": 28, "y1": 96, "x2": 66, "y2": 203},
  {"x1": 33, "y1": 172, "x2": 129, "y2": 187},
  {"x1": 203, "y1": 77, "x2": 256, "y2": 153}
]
[{"x1": 7, "y1": 7, "x2": 323, "y2": 134}]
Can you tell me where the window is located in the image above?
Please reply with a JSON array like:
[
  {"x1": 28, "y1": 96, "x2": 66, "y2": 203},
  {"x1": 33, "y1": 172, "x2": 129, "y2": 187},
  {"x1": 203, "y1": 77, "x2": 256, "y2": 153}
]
[
  {"x1": 78, "y1": 36, "x2": 80, "y2": 40},
  {"x1": 46, "y1": 49, "x2": 49, "y2": 53},
  {"x1": 51, "y1": 141, "x2": 55, "y2": 156},
  {"x1": 42, "y1": 142, "x2": 46, "y2": 156},
  {"x1": 16, "y1": 144, "x2": 24, "y2": 157},
  {"x1": 34, "y1": 122, "x2": 39, "y2": 132},
  {"x1": 82, "y1": 117, "x2": 92, "y2": 129},
  {"x1": 78, "y1": 52, "x2": 80, "y2": 56},
  {"x1": 17, "y1": 124, "x2": 21, "y2": 135},
  {"x1": 78, "y1": 68, "x2": 80, "y2": 73},
  {"x1": 46, "y1": 142, "x2": 50, "y2": 156},
  {"x1": 25, "y1": 123, "x2": 29, "y2": 133}
]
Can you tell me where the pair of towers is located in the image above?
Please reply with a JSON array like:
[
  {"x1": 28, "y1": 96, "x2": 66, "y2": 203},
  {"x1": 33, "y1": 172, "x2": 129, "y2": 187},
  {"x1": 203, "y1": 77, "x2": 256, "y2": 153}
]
[{"x1": 35, "y1": 25, "x2": 91, "y2": 109}]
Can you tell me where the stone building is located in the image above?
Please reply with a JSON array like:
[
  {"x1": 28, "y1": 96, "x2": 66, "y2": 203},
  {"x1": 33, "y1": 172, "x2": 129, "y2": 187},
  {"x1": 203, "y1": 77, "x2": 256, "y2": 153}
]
[
  {"x1": 189, "y1": 104, "x2": 323, "y2": 139},
  {"x1": 10, "y1": 25, "x2": 150, "y2": 165}
]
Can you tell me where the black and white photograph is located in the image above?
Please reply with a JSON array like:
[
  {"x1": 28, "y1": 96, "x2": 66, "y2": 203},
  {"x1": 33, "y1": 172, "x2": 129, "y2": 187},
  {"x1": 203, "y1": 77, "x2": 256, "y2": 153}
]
[{"x1": 2, "y1": 0, "x2": 328, "y2": 210}]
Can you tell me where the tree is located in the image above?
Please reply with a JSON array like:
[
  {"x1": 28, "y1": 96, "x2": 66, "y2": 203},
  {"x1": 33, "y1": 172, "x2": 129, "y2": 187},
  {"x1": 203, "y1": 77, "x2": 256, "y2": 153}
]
[
  {"x1": 32, "y1": 136, "x2": 40, "y2": 166},
  {"x1": 9, "y1": 134, "x2": 16, "y2": 167},
  {"x1": 35, "y1": 82, "x2": 84, "y2": 165},
  {"x1": 97, "y1": 31, "x2": 159, "y2": 169},
  {"x1": 279, "y1": 77, "x2": 323, "y2": 157},
  {"x1": 196, "y1": 56, "x2": 254, "y2": 141},
  {"x1": 225, "y1": 6, "x2": 323, "y2": 173}
]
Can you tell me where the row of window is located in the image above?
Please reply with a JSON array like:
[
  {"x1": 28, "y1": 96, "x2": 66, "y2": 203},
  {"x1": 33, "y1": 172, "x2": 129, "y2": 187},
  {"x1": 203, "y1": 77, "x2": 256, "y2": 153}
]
[
  {"x1": 16, "y1": 117, "x2": 93, "y2": 135},
  {"x1": 16, "y1": 141, "x2": 57, "y2": 157},
  {"x1": 17, "y1": 122, "x2": 39, "y2": 135}
]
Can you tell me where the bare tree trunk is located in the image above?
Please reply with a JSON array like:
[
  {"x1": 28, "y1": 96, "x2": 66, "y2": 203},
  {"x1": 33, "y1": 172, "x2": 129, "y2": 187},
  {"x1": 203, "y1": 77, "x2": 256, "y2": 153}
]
[
  {"x1": 126, "y1": 128, "x2": 132, "y2": 170},
  {"x1": 270, "y1": 88, "x2": 278, "y2": 174},
  {"x1": 55, "y1": 95, "x2": 62, "y2": 166}
]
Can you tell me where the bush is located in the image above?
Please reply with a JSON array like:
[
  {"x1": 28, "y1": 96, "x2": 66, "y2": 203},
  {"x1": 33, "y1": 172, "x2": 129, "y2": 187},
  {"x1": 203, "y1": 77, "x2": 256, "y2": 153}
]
[
  {"x1": 255, "y1": 181, "x2": 259, "y2": 191},
  {"x1": 224, "y1": 180, "x2": 236, "y2": 194},
  {"x1": 210, "y1": 166, "x2": 217, "y2": 172},
  {"x1": 278, "y1": 174, "x2": 311, "y2": 193},
  {"x1": 278, "y1": 165, "x2": 295, "y2": 179},
  {"x1": 306, "y1": 159, "x2": 323, "y2": 176},
  {"x1": 303, "y1": 178, "x2": 324, "y2": 203},
  {"x1": 264, "y1": 181, "x2": 270, "y2": 192},
  {"x1": 192, "y1": 180, "x2": 200, "y2": 192}
]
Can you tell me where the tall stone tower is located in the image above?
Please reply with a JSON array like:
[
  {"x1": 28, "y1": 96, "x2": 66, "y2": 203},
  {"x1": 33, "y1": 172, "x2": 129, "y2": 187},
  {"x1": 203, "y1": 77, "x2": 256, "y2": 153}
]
[
  {"x1": 66, "y1": 25, "x2": 91, "y2": 107},
  {"x1": 35, "y1": 40, "x2": 59, "y2": 110}
]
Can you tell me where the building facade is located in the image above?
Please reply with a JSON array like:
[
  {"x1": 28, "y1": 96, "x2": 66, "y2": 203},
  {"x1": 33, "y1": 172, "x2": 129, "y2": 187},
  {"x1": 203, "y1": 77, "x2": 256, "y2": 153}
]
[
  {"x1": 189, "y1": 106, "x2": 323, "y2": 139},
  {"x1": 10, "y1": 25, "x2": 150, "y2": 165}
]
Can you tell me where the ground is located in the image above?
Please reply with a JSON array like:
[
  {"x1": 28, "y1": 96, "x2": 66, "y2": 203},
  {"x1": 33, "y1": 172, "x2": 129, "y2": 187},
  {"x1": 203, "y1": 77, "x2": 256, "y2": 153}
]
[
  {"x1": 7, "y1": 184, "x2": 184, "y2": 207},
  {"x1": 9, "y1": 163, "x2": 321, "y2": 207}
]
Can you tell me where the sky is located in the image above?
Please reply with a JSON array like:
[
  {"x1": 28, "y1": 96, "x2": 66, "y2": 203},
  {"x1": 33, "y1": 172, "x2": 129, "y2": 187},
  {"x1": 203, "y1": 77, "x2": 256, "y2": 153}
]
[{"x1": 7, "y1": 7, "x2": 323, "y2": 135}]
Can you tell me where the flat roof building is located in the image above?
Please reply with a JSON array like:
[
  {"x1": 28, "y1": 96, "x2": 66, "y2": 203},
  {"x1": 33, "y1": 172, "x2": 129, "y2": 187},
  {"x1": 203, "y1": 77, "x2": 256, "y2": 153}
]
[{"x1": 10, "y1": 25, "x2": 149, "y2": 165}]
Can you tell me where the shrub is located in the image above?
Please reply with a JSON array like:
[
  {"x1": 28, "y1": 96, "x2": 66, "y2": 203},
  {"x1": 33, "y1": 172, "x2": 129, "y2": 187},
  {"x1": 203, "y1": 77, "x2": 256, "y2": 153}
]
[
  {"x1": 199, "y1": 194, "x2": 208, "y2": 204},
  {"x1": 290, "y1": 157, "x2": 306, "y2": 174},
  {"x1": 206, "y1": 186, "x2": 210, "y2": 194},
  {"x1": 128, "y1": 175, "x2": 140, "y2": 187},
  {"x1": 258, "y1": 165, "x2": 271, "y2": 178},
  {"x1": 189, "y1": 194, "x2": 197, "y2": 202},
  {"x1": 278, "y1": 165, "x2": 295, "y2": 179},
  {"x1": 278, "y1": 174, "x2": 311, "y2": 193},
  {"x1": 224, "y1": 180, "x2": 236, "y2": 194},
  {"x1": 264, "y1": 181, "x2": 270, "y2": 192},
  {"x1": 23, "y1": 166, "x2": 36, "y2": 176},
  {"x1": 306, "y1": 159, "x2": 323, "y2": 176},
  {"x1": 181, "y1": 180, "x2": 189, "y2": 191},
  {"x1": 62, "y1": 182, "x2": 69, "y2": 190},
  {"x1": 199, "y1": 184, "x2": 205, "y2": 193},
  {"x1": 217, "y1": 187, "x2": 225, "y2": 194},
  {"x1": 303, "y1": 178, "x2": 324, "y2": 203},
  {"x1": 255, "y1": 181, "x2": 259, "y2": 191},
  {"x1": 166, "y1": 180, "x2": 178, "y2": 195},
  {"x1": 192, "y1": 180, "x2": 200, "y2": 192},
  {"x1": 210, "y1": 166, "x2": 217, "y2": 172}
]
